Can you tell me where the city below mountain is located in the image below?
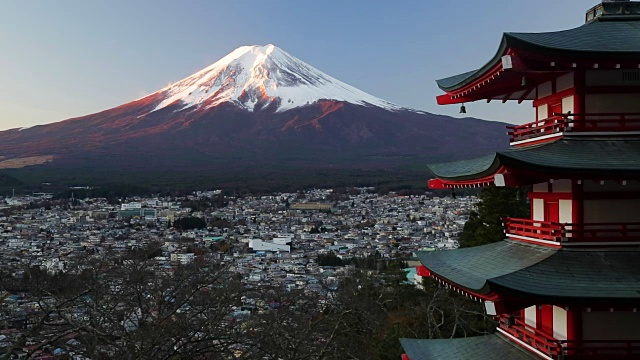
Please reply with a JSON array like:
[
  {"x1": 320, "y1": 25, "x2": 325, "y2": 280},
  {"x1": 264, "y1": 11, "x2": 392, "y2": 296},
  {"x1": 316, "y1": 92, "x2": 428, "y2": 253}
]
[{"x1": 0, "y1": 45, "x2": 509, "y2": 188}]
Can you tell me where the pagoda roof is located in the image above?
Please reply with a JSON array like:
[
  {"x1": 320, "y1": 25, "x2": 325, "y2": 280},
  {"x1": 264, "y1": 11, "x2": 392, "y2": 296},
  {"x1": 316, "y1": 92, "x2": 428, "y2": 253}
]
[
  {"x1": 429, "y1": 153, "x2": 500, "y2": 182},
  {"x1": 436, "y1": 5, "x2": 640, "y2": 105},
  {"x1": 400, "y1": 334, "x2": 539, "y2": 360},
  {"x1": 428, "y1": 137, "x2": 640, "y2": 182},
  {"x1": 507, "y1": 20, "x2": 640, "y2": 56},
  {"x1": 417, "y1": 240, "x2": 640, "y2": 304},
  {"x1": 437, "y1": 17, "x2": 640, "y2": 93}
]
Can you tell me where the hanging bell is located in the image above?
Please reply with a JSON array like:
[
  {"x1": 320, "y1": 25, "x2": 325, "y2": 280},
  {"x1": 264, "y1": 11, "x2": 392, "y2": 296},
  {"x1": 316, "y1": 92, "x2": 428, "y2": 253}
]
[{"x1": 459, "y1": 103, "x2": 467, "y2": 114}]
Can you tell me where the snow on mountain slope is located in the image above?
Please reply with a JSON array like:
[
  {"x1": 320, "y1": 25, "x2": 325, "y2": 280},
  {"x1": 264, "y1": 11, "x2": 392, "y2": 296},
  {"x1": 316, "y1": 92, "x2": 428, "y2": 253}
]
[{"x1": 149, "y1": 44, "x2": 403, "y2": 113}]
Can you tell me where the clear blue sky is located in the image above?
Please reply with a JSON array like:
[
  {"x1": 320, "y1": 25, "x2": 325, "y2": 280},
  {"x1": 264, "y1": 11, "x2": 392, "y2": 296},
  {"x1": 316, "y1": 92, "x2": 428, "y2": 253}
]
[{"x1": 0, "y1": 0, "x2": 590, "y2": 130}]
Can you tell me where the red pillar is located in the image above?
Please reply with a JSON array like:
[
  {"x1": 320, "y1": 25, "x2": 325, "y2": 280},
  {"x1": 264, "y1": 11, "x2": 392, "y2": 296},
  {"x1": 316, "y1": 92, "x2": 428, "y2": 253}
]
[{"x1": 566, "y1": 307, "x2": 583, "y2": 355}]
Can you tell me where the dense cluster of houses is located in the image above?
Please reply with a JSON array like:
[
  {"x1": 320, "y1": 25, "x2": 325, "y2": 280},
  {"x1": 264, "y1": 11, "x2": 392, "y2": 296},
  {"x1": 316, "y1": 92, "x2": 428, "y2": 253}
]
[{"x1": 0, "y1": 188, "x2": 476, "y2": 358}]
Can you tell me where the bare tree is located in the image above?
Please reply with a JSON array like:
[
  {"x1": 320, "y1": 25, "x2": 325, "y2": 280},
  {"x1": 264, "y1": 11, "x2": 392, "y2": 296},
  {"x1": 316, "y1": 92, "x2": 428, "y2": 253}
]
[{"x1": 1, "y1": 251, "x2": 248, "y2": 360}]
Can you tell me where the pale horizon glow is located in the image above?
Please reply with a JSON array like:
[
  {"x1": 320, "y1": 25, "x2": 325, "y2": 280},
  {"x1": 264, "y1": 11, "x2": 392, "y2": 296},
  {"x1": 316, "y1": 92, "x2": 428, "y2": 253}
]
[{"x1": 0, "y1": 0, "x2": 589, "y2": 131}]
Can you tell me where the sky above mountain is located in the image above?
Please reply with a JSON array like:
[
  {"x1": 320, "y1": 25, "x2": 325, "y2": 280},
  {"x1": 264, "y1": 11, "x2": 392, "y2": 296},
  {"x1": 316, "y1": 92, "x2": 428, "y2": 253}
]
[{"x1": 0, "y1": 0, "x2": 589, "y2": 131}]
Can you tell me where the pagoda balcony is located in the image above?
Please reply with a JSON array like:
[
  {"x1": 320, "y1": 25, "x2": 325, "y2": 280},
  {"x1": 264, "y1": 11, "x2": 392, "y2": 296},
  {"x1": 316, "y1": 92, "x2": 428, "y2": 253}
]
[
  {"x1": 497, "y1": 314, "x2": 562, "y2": 358},
  {"x1": 507, "y1": 113, "x2": 640, "y2": 145},
  {"x1": 498, "y1": 315, "x2": 640, "y2": 359},
  {"x1": 503, "y1": 217, "x2": 640, "y2": 246}
]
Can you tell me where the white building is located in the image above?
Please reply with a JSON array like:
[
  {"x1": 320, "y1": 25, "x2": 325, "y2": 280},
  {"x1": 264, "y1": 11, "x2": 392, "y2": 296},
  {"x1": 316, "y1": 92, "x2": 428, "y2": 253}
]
[
  {"x1": 249, "y1": 239, "x2": 290, "y2": 253},
  {"x1": 121, "y1": 203, "x2": 142, "y2": 210},
  {"x1": 170, "y1": 253, "x2": 195, "y2": 264}
]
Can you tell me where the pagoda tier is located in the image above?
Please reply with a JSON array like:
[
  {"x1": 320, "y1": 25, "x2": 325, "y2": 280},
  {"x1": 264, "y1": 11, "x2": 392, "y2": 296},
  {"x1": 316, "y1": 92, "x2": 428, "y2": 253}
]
[
  {"x1": 428, "y1": 137, "x2": 640, "y2": 190},
  {"x1": 409, "y1": 241, "x2": 640, "y2": 359},
  {"x1": 416, "y1": 241, "x2": 640, "y2": 308},
  {"x1": 428, "y1": 137, "x2": 640, "y2": 249},
  {"x1": 435, "y1": 1, "x2": 640, "y2": 149},
  {"x1": 436, "y1": 3, "x2": 640, "y2": 107}
]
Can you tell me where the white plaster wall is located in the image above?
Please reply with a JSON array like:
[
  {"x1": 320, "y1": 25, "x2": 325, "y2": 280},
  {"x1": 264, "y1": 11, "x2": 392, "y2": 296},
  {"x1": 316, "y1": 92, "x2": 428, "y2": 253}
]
[
  {"x1": 553, "y1": 306, "x2": 568, "y2": 340},
  {"x1": 538, "y1": 81, "x2": 553, "y2": 99},
  {"x1": 525, "y1": 306, "x2": 537, "y2": 328},
  {"x1": 584, "y1": 199, "x2": 640, "y2": 223},
  {"x1": 552, "y1": 179, "x2": 572, "y2": 193},
  {"x1": 556, "y1": 72, "x2": 574, "y2": 92},
  {"x1": 562, "y1": 95, "x2": 574, "y2": 114},
  {"x1": 533, "y1": 199, "x2": 544, "y2": 221},
  {"x1": 559, "y1": 200, "x2": 572, "y2": 224},
  {"x1": 583, "y1": 312, "x2": 640, "y2": 340},
  {"x1": 537, "y1": 103, "x2": 548, "y2": 121},
  {"x1": 533, "y1": 182, "x2": 548, "y2": 192}
]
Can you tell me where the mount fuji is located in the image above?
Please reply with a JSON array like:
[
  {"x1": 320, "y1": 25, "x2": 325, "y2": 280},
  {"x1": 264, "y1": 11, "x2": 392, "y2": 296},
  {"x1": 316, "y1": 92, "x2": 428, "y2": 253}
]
[
  {"x1": 150, "y1": 44, "x2": 401, "y2": 114},
  {"x1": 0, "y1": 45, "x2": 508, "y2": 186}
]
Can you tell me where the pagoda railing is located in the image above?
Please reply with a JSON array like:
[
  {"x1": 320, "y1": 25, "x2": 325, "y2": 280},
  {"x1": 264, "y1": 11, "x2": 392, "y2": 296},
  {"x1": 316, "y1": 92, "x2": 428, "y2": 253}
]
[
  {"x1": 507, "y1": 115, "x2": 567, "y2": 143},
  {"x1": 504, "y1": 217, "x2": 565, "y2": 242},
  {"x1": 498, "y1": 314, "x2": 640, "y2": 359},
  {"x1": 503, "y1": 217, "x2": 640, "y2": 244},
  {"x1": 498, "y1": 314, "x2": 562, "y2": 357},
  {"x1": 507, "y1": 112, "x2": 640, "y2": 143}
]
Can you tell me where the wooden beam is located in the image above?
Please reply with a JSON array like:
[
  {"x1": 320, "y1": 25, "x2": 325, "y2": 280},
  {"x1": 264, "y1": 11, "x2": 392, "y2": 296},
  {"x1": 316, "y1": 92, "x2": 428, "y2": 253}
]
[{"x1": 517, "y1": 87, "x2": 535, "y2": 104}]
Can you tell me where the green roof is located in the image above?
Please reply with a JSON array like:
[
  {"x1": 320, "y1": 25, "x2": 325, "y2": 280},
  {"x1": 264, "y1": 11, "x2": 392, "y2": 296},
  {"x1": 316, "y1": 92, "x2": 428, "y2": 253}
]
[
  {"x1": 400, "y1": 334, "x2": 539, "y2": 360},
  {"x1": 428, "y1": 154, "x2": 499, "y2": 181},
  {"x1": 491, "y1": 248, "x2": 640, "y2": 302},
  {"x1": 416, "y1": 241, "x2": 555, "y2": 294},
  {"x1": 428, "y1": 137, "x2": 640, "y2": 180},
  {"x1": 435, "y1": 69, "x2": 479, "y2": 90},
  {"x1": 417, "y1": 240, "x2": 640, "y2": 304},
  {"x1": 437, "y1": 16, "x2": 640, "y2": 92},
  {"x1": 506, "y1": 21, "x2": 640, "y2": 55}
]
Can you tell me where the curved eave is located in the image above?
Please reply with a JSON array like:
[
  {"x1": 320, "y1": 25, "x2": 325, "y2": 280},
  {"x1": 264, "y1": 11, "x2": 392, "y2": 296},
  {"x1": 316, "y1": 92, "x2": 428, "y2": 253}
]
[
  {"x1": 504, "y1": 20, "x2": 640, "y2": 61},
  {"x1": 428, "y1": 154, "x2": 504, "y2": 189},
  {"x1": 428, "y1": 172, "x2": 504, "y2": 190},
  {"x1": 435, "y1": 19, "x2": 640, "y2": 103},
  {"x1": 488, "y1": 248, "x2": 640, "y2": 305},
  {"x1": 428, "y1": 154, "x2": 500, "y2": 181},
  {"x1": 427, "y1": 269, "x2": 498, "y2": 301},
  {"x1": 436, "y1": 38, "x2": 509, "y2": 93},
  {"x1": 418, "y1": 240, "x2": 640, "y2": 304},
  {"x1": 498, "y1": 137, "x2": 640, "y2": 178},
  {"x1": 416, "y1": 241, "x2": 556, "y2": 296},
  {"x1": 428, "y1": 138, "x2": 640, "y2": 189}
]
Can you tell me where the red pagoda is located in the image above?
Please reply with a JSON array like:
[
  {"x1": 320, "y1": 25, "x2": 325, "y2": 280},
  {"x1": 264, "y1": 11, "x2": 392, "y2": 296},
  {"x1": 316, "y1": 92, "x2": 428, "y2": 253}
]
[{"x1": 401, "y1": 1, "x2": 640, "y2": 359}]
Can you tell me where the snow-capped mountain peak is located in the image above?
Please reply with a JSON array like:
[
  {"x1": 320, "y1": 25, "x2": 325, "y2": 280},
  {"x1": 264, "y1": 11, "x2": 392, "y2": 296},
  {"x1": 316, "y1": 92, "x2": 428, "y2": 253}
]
[{"x1": 150, "y1": 44, "x2": 402, "y2": 113}]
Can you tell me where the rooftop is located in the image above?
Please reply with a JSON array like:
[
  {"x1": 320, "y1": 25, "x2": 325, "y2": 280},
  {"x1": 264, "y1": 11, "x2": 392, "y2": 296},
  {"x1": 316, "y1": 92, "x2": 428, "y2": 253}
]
[
  {"x1": 435, "y1": 1, "x2": 640, "y2": 104},
  {"x1": 400, "y1": 333, "x2": 539, "y2": 360},
  {"x1": 428, "y1": 137, "x2": 640, "y2": 186},
  {"x1": 417, "y1": 240, "x2": 640, "y2": 304}
]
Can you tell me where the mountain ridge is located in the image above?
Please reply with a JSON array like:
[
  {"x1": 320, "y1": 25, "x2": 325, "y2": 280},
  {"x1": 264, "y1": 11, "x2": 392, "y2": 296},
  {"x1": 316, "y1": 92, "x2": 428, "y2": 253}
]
[{"x1": 0, "y1": 44, "x2": 509, "y2": 187}]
